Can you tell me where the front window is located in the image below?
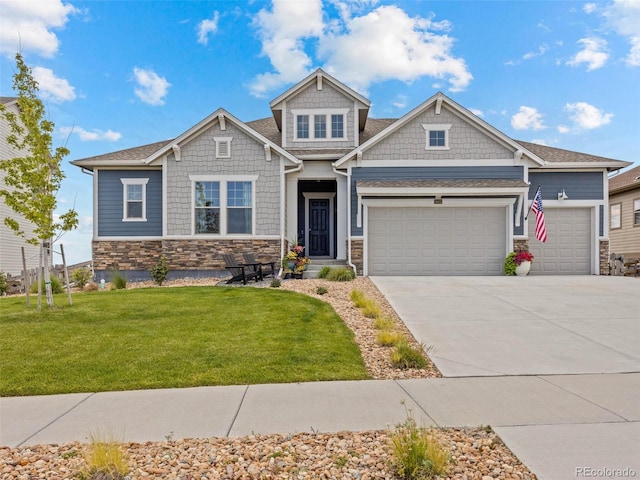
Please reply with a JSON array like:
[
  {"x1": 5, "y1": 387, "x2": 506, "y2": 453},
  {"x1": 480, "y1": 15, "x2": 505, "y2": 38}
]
[
  {"x1": 610, "y1": 203, "x2": 621, "y2": 229},
  {"x1": 331, "y1": 114, "x2": 344, "y2": 138},
  {"x1": 191, "y1": 176, "x2": 256, "y2": 235},
  {"x1": 195, "y1": 181, "x2": 220, "y2": 233},
  {"x1": 227, "y1": 181, "x2": 252, "y2": 234},
  {"x1": 120, "y1": 178, "x2": 148, "y2": 221},
  {"x1": 293, "y1": 109, "x2": 348, "y2": 140},
  {"x1": 297, "y1": 115, "x2": 309, "y2": 139},
  {"x1": 634, "y1": 199, "x2": 640, "y2": 226},
  {"x1": 423, "y1": 123, "x2": 452, "y2": 150},
  {"x1": 314, "y1": 115, "x2": 326, "y2": 138}
]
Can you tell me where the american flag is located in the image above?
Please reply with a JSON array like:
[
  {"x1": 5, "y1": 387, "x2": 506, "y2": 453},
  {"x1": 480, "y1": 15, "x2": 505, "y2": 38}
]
[{"x1": 530, "y1": 187, "x2": 547, "y2": 243}]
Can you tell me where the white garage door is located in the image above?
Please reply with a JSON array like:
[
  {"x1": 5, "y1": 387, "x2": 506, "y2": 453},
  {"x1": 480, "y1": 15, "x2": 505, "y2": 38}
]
[
  {"x1": 368, "y1": 207, "x2": 506, "y2": 275},
  {"x1": 528, "y1": 208, "x2": 591, "y2": 275}
]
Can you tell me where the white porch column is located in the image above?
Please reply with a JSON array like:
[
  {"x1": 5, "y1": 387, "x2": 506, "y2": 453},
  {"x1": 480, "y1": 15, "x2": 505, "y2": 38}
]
[
  {"x1": 336, "y1": 174, "x2": 347, "y2": 259},
  {"x1": 285, "y1": 173, "x2": 298, "y2": 243}
]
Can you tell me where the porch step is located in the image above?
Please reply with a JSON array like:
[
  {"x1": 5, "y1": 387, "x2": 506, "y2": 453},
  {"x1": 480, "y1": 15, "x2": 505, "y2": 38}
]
[{"x1": 304, "y1": 259, "x2": 350, "y2": 278}]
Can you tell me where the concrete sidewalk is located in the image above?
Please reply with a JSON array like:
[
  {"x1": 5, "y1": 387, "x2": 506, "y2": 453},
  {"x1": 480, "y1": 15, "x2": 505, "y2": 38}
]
[{"x1": 2, "y1": 374, "x2": 639, "y2": 478}]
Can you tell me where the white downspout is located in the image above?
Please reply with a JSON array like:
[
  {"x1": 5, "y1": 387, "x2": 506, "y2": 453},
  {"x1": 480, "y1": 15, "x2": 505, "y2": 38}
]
[{"x1": 333, "y1": 163, "x2": 357, "y2": 274}]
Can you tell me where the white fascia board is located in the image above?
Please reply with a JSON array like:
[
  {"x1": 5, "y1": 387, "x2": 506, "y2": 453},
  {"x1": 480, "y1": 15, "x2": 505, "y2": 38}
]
[
  {"x1": 357, "y1": 186, "x2": 529, "y2": 197},
  {"x1": 533, "y1": 162, "x2": 632, "y2": 170},
  {"x1": 362, "y1": 197, "x2": 516, "y2": 208}
]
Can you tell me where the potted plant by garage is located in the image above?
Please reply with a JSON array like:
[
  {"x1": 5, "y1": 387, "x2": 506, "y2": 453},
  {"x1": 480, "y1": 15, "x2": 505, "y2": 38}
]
[
  {"x1": 282, "y1": 244, "x2": 310, "y2": 279},
  {"x1": 504, "y1": 250, "x2": 534, "y2": 276}
]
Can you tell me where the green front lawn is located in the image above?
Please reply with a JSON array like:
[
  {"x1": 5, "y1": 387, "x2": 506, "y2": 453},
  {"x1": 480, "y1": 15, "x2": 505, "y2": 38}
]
[{"x1": 0, "y1": 287, "x2": 369, "y2": 396}]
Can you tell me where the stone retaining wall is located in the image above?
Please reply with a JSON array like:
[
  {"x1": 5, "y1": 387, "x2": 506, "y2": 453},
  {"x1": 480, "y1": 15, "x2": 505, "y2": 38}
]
[{"x1": 350, "y1": 239, "x2": 363, "y2": 274}]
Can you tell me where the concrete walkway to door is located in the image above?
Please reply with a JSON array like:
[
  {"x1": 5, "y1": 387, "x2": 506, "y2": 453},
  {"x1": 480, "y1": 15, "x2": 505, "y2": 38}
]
[{"x1": 371, "y1": 275, "x2": 640, "y2": 479}]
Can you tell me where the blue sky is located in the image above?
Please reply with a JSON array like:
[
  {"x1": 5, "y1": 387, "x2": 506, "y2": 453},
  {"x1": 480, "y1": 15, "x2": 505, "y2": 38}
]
[{"x1": 1, "y1": 0, "x2": 639, "y2": 264}]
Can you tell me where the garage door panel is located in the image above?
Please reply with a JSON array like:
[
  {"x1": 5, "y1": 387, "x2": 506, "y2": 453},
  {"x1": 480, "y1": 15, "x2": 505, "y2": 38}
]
[
  {"x1": 368, "y1": 207, "x2": 506, "y2": 275},
  {"x1": 529, "y1": 208, "x2": 591, "y2": 275}
]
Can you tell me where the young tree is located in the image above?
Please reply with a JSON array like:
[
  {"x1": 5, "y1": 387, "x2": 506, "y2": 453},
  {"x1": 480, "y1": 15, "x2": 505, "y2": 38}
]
[{"x1": 0, "y1": 53, "x2": 78, "y2": 307}]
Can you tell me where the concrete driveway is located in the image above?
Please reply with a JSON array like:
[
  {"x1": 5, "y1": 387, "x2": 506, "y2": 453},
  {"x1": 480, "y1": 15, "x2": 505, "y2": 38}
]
[{"x1": 371, "y1": 276, "x2": 640, "y2": 377}]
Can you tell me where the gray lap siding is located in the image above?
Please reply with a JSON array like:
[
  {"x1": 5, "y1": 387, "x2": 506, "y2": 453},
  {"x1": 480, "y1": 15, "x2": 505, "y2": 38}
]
[
  {"x1": 97, "y1": 169, "x2": 162, "y2": 236},
  {"x1": 350, "y1": 166, "x2": 524, "y2": 236}
]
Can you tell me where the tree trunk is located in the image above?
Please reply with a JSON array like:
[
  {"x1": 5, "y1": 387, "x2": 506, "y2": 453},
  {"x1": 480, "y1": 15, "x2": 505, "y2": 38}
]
[{"x1": 42, "y1": 241, "x2": 53, "y2": 307}]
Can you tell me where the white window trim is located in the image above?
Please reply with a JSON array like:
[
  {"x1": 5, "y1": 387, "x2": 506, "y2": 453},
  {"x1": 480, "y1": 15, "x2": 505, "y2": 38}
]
[
  {"x1": 634, "y1": 198, "x2": 640, "y2": 226},
  {"x1": 120, "y1": 178, "x2": 149, "y2": 222},
  {"x1": 214, "y1": 137, "x2": 233, "y2": 159},
  {"x1": 189, "y1": 175, "x2": 258, "y2": 235},
  {"x1": 292, "y1": 108, "x2": 349, "y2": 141},
  {"x1": 422, "y1": 123, "x2": 452, "y2": 150},
  {"x1": 610, "y1": 203, "x2": 621, "y2": 229}
]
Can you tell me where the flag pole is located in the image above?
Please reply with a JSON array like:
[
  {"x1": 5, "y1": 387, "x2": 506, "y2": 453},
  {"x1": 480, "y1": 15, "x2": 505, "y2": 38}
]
[{"x1": 524, "y1": 185, "x2": 540, "y2": 221}]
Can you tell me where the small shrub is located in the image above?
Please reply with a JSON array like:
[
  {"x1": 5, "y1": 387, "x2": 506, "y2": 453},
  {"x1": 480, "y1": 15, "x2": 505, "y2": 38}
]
[
  {"x1": 71, "y1": 267, "x2": 93, "y2": 289},
  {"x1": 360, "y1": 299, "x2": 381, "y2": 319},
  {"x1": 390, "y1": 413, "x2": 450, "y2": 479},
  {"x1": 149, "y1": 256, "x2": 169, "y2": 286},
  {"x1": 79, "y1": 431, "x2": 129, "y2": 480},
  {"x1": 110, "y1": 271, "x2": 127, "y2": 290},
  {"x1": 350, "y1": 289, "x2": 367, "y2": 308},
  {"x1": 376, "y1": 330, "x2": 402, "y2": 347},
  {"x1": 0, "y1": 271, "x2": 7, "y2": 295},
  {"x1": 317, "y1": 266, "x2": 332, "y2": 279},
  {"x1": 391, "y1": 340, "x2": 427, "y2": 369},
  {"x1": 326, "y1": 267, "x2": 355, "y2": 282},
  {"x1": 84, "y1": 282, "x2": 99, "y2": 292},
  {"x1": 316, "y1": 286, "x2": 328, "y2": 295},
  {"x1": 270, "y1": 278, "x2": 281, "y2": 288},
  {"x1": 504, "y1": 252, "x2": 517, "y2": 276},
  {"x1": 374, "y1": 317, "x2": 395, "y2": 330},
  {"x1": 30, "y1": 276, "x2": 63, "y2": 294}
]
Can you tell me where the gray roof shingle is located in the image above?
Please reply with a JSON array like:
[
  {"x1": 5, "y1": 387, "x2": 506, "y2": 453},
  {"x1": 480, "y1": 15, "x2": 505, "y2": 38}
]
[
  {"x1": 609, "y1": 165, "x2": 640, "y2": 194},
  {"x1": 357, "y1": 179, "x2": 528, "y2": 189}
]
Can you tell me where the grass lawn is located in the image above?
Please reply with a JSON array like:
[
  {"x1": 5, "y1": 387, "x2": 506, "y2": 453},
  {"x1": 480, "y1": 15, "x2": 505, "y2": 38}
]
[{"x1": 0, "y1": 287, "x2": 369, "y2": 396}]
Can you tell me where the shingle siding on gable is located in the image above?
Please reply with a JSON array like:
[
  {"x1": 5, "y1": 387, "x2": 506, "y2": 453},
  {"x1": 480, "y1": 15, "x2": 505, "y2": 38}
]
[
  {"x1": 97, "y1": 170, "x2": 162, "y2": 236},
  {"x1": 165, "y1": 121, "x2": 281, "y2": 236},
  {"x1": 285, "y1": 83, "x2": 355, "y2": 149},
  {"x1": 365, "y1": 105, "x2": 513, "y2": 161},
  {"x1": 350, "y1": 166, "x2": 524, "y2": 235}
]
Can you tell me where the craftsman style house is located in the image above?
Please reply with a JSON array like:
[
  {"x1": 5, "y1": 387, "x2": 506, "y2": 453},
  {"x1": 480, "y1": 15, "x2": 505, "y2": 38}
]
[{"x1": 71, "y1": 69, "x2": 630, "y2": 280}]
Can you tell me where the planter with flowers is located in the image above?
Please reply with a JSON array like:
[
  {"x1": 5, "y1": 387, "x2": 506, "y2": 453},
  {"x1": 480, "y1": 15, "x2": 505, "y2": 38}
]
[
  {"x1": 282, "y1": 244, "x2": 310, "y2": 279},
  {"x1": 504, "y1": 250, "x2": 534, "y2": 276}
]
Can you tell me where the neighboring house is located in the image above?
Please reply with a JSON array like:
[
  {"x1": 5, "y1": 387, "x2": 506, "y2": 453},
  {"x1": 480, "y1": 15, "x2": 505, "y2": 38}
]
[
  {"x1": 608, "y1": 165, "x2": 640, "y2": 260},
  {"x1": 71, "y1": 69, "x2": 630, "y2": 280},
  {"x1": 0, "y1": 97, "x2": 40, "y2": 276}
]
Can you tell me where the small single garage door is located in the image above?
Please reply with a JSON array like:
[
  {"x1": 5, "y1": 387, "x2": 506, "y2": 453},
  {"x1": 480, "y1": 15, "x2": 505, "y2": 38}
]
[
  {"x1": 528, "y1": 208, "x2": 591, "y2": 274},
  {"x1": 368, "y1": 207, "x2": 506, "y2": 275}
]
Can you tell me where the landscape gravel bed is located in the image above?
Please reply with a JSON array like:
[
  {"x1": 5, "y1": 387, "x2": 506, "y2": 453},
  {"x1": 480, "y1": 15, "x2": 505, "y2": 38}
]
[{"x1": 1, "y1": 428, "x2": 536, "y2": 479}]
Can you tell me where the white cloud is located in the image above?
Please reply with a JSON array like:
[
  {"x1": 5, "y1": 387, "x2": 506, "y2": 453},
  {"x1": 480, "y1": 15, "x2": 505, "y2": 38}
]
[
  {"x1": 531, "y1": 139, "x2": 548, "y2": 146},
  {"x1": 0, "y1": 0, "x2": 78, "y2": 58},
  {"x1": 249, "y1": 0, "x2": 324, "y2": 97},
  {"x1": 557, "y1": 125, "x2": 571, "y2": 134},
  {"x1": 565, "y1": 101, "x2": 613, "y2": 129},
  {"x1": 319, "y1": 5, "x2": 472, "y2": 93},
  {"x1": 583, "y1": 3, "x2": 598, "y2": 14},
  {"x1": 392, "y1": 94, "x2": 407, "y2": 109},
  {"x1": 469, "y1": 108, "x2": 483, "y2": 118},
  {"x1": 566, "y1": 37, "x2": 609, "y2": 70},
  {"x1": 32, "y1": 66, "x2": 76, "y2": 103},
  {"x1": 133, "y1": 67, "x2": 171, "y2": 106},
  {"x1": 197, "y1": 12, "x2": 220, "y2": 45},
  {"x1": 249, "y1": 1, "x2": 472, "y2": 96},
  {"x1": 59, "y1": 126, "x2": 121, "y2": 142},
  {"x1": 602, "y1": 0, "x2": 640, "y2": 66},
  {"x1": 511, "y1": 106, "x2": 546, "y2": 131},
  {"x1": 523, "y1": 44, "x2": 549, "y2": 60}
]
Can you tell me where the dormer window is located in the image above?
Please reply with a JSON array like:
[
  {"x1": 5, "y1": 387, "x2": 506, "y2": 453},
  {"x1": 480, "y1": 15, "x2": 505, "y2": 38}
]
[
  {"x1": 423, "y1": 124, "x2": 452, "y2": 150},
  {"x1": 293, "y1": 109, "x2": 348, "y2": 141}
]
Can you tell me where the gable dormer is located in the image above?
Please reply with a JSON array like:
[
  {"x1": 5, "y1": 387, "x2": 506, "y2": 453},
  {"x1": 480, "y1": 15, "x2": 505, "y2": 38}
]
[{"x1": 269, "y1": 69, "x2": 371, "y2": 150}]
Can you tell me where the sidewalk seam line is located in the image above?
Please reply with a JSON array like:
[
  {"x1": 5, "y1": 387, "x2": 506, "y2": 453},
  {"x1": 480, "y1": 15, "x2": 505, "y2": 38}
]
[
  {"x1": 226, "y1": 385, "x2": 249, "y2": 437},
  {"x1": 393, "y1": 380, "x2": 440, "y2": 428},
  {"x1": 536, "y1": 376, "x2": 630, "y2": 422},
  {"x1": 17, "y1": 393, "x2": 97, "y2": 447}
]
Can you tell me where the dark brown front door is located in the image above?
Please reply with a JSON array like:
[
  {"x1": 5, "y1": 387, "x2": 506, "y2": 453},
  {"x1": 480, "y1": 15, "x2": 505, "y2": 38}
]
[{"x1": 309, "y1": 199, "x2": 330, "y2": 256}]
